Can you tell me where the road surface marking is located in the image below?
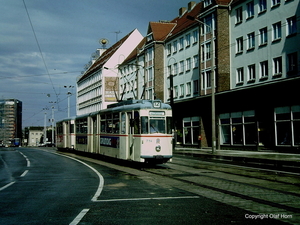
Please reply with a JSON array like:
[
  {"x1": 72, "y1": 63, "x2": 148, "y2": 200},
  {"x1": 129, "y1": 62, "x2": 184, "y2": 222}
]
[
  {"x1": 0, "y1": 182, "x2": 16, "y2": 191},
  {"x1": 20, "y1": 170, "x2": 29, "y2": 177},
  {"x1": 69, "y1": 208, "x2": 89, "y2": 225},
  {"x1": 54, "y1": 153, "x2": 104, "y2": 202},
  {"x1": 94, "y1": 195, "x2": 200, "y2": 202},
  {"x1": 18, "y1": 151, "x2": 30, "y2": 167}
]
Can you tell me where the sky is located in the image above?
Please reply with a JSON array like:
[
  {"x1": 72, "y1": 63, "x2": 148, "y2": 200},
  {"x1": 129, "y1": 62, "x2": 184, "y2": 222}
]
[{"x1": 0, "y1": 0, "x2": 196, "y2": 128}]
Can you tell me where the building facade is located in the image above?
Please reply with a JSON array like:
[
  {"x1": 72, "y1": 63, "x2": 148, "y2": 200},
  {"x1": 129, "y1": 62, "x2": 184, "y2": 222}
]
[
  {"x1": 0, "y1": 99, "x2": 22, "y2": 146},
  {"x1": 76, "y1": 29, "x2": 143, "y2": 115},
  {"x1": 74, "y1": 0, "x2": 300, "y2": 153},
  {"x1": 220, "y1": 0, "x2": 300, "y2": 151}
]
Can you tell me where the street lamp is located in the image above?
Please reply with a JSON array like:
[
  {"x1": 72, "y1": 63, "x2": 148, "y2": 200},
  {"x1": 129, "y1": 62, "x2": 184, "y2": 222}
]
[
  {"x1": 187, "y1": 15, "x2": 216, "y2": 154},
  {"x1": 64, "y1": 86, "x2": 74, "y2": 118}
]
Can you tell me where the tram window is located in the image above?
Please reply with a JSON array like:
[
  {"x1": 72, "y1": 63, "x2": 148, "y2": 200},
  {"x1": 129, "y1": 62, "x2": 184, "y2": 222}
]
[
  {"x1": 113, "y1": 113, "x2": 120, "y2": 134},
  {"x1": 141, "y1": 117, "x2": 149, "y2": 134},
  {"x1": 134, "y1": 111, "x2": 140, "y2": 134},
  {"x1": 76, "y1": 119, "x2": 87, "y2": 133},
  {"x1": 121, "y1": 113, "x2": 126, "y2": 134},
  {"x1": 150, "y1": 119, "x2": 165, "y2": 134},
  {"x1": 106, "y1": 119, "x2": 113, "y2": 133},
  {"x1": 70, "y1": 124, "x2": 74, "y2": 133},
  {"x1": 101, "y1": 119, "x2": 106, "y2": 132},
  {"x1": 167, "y1": 117, "x2": 172, "y2": 134}
]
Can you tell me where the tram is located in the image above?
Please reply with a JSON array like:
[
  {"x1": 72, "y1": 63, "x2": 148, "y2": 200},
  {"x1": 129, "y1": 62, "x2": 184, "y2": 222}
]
[{"x1": 56, "y1": 100, "x2": 173, "y2": 164}]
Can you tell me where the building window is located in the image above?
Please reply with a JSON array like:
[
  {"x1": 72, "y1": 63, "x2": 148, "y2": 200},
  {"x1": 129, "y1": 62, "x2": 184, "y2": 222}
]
[
  {"x1": 237, "y1": 67, "x2": 244, "y2": 84},
  {"x1": 287, "y1": 16, "x2": 297, "y2": 36},
  {"x1": 180, "y1": 84, "x2": 184, "y2": 97},
  {"x1": 179, "y1": 61, "x2": 184, "y2": 74},
  {"x1": 206, "y1": 42, "x2": 211, "y2": 60},
  {"x1": 186, "y1": 34, "x2": 191, "y2": 47},
  {"x1": 186, "y1": 58, "x2": 191, "y2": 71},
  {"x1": 182, "y1": 117, "x2": 200, "y2": 145},
  {"x1": 220, "y1": 111, "x2": 256, "y2": 145},
  {"x1": 179, "y1": 37, "x2": 184, "y2": 50},
  {"x1": 193, "y1": 80, "x2": 199, "y2": 94},
  {"x1": 202, "y1": 14, "x2": 213, "y2": 34},
  {"x1": 271, "y1": 0, "x2": 280, "y2": 7},
  {"x1": 247, "y1": 32, "x2": 255, "y2": 50},
  {"x1": 272, "y1": 22, "x2": 282, "y2": 41},
  {"x1": 275, "y1": 105, "x2": 300, "y2": 146},
  {"x1": 287, "y1": 52, "x2": 298, "y2": 76},
  {"x1": 202, "y1": 71, "x2": 212, "y2": 89},
  {"x1": 273, "y1": 56, "x2": 282, "y2": 76},
  {"x1": 203, "y1": 0, "x2": 212, "y2": 7},
  {"x1": 246, "y1": 1, "x2": 254, "y2": 19},
  {"x1": 259, "y1": 27, "x2": 268, "y2": 46},
  {"x1": 260, "y1": 60, "x2": 269, "y2": 79},
  {"x1": 235, "y1": 7, "x2": 243, "y2": 24},
  {"x1": 258, "y1": 0, "x2": 267, "y2": 13},
  {"x1": 236, "y1": 37, "x2": 243, "y2": 54},
  {"x1": 173, "y1": 40, "x2": 177, "y2": 53},
  {"x1": 174, "y1": 86, "x2": 178, "y2": 98},
  {"x1": 167, "y1": 44, "x2": 171, "y2": 56},
  {"x1": 186, "y1": 82, "x2": 191, "y2": 96},
  {"x1": 193, "y1": 55, "x2": 199, "y2": 68},
  {"x1": 167, "y1": 65, "x2": 172, "y2": 77},
  {"x1": 248, "y1": 64, "x2": 256, "y2": 81},
  {"x1": 173, "y1": 63, "x2": 178, "y2": 75},
  {"x1": 192, "y1": 30, "x2": 198, "y2": 44}
]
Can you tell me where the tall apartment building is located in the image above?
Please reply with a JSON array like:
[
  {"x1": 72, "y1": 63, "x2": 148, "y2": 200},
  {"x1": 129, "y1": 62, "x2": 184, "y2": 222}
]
[
  {"x1": 221, "y1": 0, "x2": 300, "y2": 151},
  {"x1": 74, "y1": 0, "x2": 299, "y2": 153},
  {"x1": 76, "y1": 29, "x2": 143, "y2": 115},
  {"x1": 0, "y1": 99, "x2": 22, "y2": 146}
]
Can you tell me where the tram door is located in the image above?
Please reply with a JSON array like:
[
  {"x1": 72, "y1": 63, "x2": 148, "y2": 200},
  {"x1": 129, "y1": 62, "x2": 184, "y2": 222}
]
[
  {"x1": 128, "y1": 111, "x2": 134, "y2": 160},
  {"x1": 91, "y1": 116, "x2": 97, "y2": 153}
]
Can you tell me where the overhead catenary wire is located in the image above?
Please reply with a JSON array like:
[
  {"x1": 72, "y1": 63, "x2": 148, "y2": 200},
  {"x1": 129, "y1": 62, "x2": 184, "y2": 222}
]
[{"x1": 22, "y1": 0, "x2": 59, "y2": 106}]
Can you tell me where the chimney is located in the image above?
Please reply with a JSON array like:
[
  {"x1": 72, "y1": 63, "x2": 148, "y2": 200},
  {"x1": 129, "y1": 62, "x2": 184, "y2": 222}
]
[
  {"x1": 188, "y1": 1, "x2": 196, "y2": 11},
  {"x1": 179, "y1": 7, "x2": 187, "y2": 16}
]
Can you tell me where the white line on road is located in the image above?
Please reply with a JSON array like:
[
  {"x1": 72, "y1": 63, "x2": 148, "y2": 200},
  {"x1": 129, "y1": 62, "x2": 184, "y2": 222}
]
[
  {"x1": 54, "y1": 153, "x2": 104, "y2": 202},
  {"x1": 18, "y1": 151, "x2": 30, "y2": 167},
  {"x1": 0, "y1": 182, "x2": 16, "y2": 191},
  {"x1": 94, "y1": 195, "x2": 200, "y2": 202},
  {"x1": 20, "y1": 170, "x2": 29, "y2": 177},
  {"x1": 69, "y1": 208, "x2": 90, "y2": 225}
]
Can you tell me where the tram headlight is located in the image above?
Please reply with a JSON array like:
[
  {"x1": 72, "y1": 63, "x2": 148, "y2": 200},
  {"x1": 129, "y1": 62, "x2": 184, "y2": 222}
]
[{"x1": 155, "y1": 145, "x2": 161, "y2": 152}]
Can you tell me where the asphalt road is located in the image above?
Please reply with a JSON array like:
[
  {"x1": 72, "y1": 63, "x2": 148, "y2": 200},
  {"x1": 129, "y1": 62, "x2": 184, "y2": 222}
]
[{"x1": 0, "y1": 147, "x2": 290, "y2": 224}]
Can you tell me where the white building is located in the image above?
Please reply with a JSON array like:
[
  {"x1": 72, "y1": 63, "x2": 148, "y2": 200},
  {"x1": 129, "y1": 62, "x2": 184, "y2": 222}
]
[
  {"x1": 230, "y1": 0, "x2": 300, "y2": 89},
  {"x1": 165, "y1": 1, "x2": 201, "y2": 103},
  {"x1": 76, "y1": 29, "x2": 143, "y2": 115}
]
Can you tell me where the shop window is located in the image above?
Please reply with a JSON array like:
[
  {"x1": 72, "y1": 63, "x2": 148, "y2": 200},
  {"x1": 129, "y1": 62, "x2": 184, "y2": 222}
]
[
  {"x1": 183, "y1": 117, "x2": 200, "y2": 145},
  {"x1": 275, "y1": 105, "x2": 300, "y2": 146},
  {"x1": 219, "y1": 110, "x2": 256, "y2": 146}
]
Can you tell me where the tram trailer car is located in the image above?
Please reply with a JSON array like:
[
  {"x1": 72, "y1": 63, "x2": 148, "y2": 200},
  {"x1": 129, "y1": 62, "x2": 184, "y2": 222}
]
[
  {"x1": 56, "y1": 100, "x2": 173, "y2": 164},
  {"x1": 56, "y1": 117, "x2": 76, "y2": 151}
]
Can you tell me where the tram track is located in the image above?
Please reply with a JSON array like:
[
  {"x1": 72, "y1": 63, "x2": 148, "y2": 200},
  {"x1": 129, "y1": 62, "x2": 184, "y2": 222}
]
[
  {"x1": 58, "y1": 150, "x2": 300, "y2": 224},
  {"x1": 143, "y1": 157, "x2": 300, "y2": 224}
]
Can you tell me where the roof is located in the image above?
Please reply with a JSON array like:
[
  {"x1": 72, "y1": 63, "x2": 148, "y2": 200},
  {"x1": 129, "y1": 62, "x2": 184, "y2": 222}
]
[
  {"x1": 169, "y1": 2, "x2": 202, "y2": 38},
  {"x1": 77, "y1": 29, "x2": 135, "y2": 83},
  {"x1": 121, "y1": 37, "x2": 146, "y2": 65},
  {"x1": 147, "y1": 22, "x2": 176, "y2": 42}
]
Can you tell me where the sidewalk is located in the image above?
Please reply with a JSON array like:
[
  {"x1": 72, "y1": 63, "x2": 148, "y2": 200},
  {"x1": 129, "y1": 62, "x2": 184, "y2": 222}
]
[{"x1": 174, "y1": 147, "x2": 300, "y2": 172}]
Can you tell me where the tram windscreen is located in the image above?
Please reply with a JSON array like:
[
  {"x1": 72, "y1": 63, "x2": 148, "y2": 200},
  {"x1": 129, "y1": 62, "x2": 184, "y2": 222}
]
[{"x1": 141, "y1": 116, "x2": 172, "y2": 134}]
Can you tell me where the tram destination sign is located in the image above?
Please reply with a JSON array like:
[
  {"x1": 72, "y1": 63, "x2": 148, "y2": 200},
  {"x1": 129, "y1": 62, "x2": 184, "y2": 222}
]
[{"x1": 149, "y1": 111, "x2": 165, "y2": 116}]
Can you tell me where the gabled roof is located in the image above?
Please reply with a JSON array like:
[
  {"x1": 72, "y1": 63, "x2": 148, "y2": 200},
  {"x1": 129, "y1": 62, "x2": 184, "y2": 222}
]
[
  {"x1": 78, "y1": 29, "x2": 135, "y2": 83},
  {"x1": 168, "y1": 2, "x2": 202, "y2": 38},
  {"x1": 121, "y1": 37, "x2": 146, "y2": 65},
  {"x1": 147, "y1": 22, "x2": 176, "y2": 42}
]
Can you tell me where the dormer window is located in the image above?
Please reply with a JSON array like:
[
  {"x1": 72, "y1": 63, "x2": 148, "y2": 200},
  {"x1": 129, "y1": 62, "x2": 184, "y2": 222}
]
[
  {"x1": 204, "y1": 0, "x2": 212, "y2": 7},
  {"x1": 147, "y1": 33, "x2": 153, "y2": 42}
]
